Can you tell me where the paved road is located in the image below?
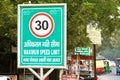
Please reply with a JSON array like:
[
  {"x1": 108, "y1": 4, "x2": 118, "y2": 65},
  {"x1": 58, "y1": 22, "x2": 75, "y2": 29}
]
[{"x1": 97, "y1": 67, "x2": 120, "y2": 80}]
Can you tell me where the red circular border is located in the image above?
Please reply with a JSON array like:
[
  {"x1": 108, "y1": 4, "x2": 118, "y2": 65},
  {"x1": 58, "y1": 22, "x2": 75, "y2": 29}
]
[{"x1": 30, "y1": 13, "x2": 54, "y2": 38}]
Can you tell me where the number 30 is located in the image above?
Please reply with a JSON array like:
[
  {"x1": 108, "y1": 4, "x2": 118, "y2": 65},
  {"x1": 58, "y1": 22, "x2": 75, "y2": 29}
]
[{"x1": 35, "y1": 20, "x2": 48, "y2": 30}]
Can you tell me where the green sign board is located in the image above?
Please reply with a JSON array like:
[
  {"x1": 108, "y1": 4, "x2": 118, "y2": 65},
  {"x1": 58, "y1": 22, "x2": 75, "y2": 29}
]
[
  {"x1": 18, "y1": 4, "x2": 67, "y2": 68},
  {"x1": 75, "y1": 47, "x2": 90, "y2": 56}
]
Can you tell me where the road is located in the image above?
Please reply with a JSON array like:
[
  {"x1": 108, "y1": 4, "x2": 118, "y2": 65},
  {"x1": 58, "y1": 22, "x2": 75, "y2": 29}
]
[{"x1": 97, "y1": 67, "x2": 120, "y2": 80}]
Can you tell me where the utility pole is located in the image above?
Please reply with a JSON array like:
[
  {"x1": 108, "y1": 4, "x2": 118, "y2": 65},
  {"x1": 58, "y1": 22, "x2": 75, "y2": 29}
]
[{"x1": 93, "y1": 44, "x2": 96, "y2": 80}]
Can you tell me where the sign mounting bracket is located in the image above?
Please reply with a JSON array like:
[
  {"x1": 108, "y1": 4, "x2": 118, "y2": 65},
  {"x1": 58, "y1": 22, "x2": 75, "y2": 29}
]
[{"x1": 28, "y1": 67, "x2": 54, "y2": 80}]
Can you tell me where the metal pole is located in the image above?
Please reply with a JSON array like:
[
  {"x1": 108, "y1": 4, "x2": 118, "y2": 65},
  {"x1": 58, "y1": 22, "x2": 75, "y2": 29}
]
[
  {"x1": 28, "y1": 68, "x2": 41, "y2": 80},
  {"x1": 40, "y1": 68, "x2": 43, "y2": 80},
  {"x1": 93, "y1": 44, "x2": 96, "y2": 80},
  {"x1": 28, "y1": 67, "x2": 54, "y2": 80},
  {"x1": 43, "y1": 68, "x2": 54, "y2": 79},
  {"x1": 24, "y1": 68, "x2": 25, "y2": 80}
]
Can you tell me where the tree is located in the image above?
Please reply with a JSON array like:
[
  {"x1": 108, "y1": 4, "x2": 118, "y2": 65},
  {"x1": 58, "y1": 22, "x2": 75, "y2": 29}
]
[
  {"x1": 66, "y1": 0, "x2": 120, "y2": 52},
  {"x1": 0, "y1": 0, "x2": 17, "y2": 43},
  {"x1": 110, "y1": 29, "x2": 120, "y2": 48}
]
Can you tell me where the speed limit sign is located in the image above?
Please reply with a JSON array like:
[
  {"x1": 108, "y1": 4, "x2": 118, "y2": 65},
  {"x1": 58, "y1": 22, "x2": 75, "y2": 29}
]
[
  {"x1": 18, "y1": 4, "x2": 66, "y2": 68},
  {"x1": 30, "y1": 13, "x2": 54, "y2": 38}
]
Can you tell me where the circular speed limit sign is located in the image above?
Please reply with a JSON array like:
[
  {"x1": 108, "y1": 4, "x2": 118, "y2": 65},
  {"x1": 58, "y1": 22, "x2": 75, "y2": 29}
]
[{"x1": 30, "y1": 13, "x2": 54, "y2": 38}]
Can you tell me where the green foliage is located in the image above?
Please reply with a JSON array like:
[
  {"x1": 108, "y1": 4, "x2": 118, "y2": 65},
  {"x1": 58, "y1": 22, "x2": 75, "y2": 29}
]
[
  {"x1": 0, "y1": 0, "x2": 17, "y2": 42},
  {"x1": 67, "y1": 1, "x2": 95, "y2": 51},
  {"x1": 110, "y1": 29, "x2": 120, "y2": 48},
  {"x1": 94, "y1": 0, "x2": 120, "y2": 36},
  {"x1": 67, "y1": 0, "x2": 120, "y2": 52}
]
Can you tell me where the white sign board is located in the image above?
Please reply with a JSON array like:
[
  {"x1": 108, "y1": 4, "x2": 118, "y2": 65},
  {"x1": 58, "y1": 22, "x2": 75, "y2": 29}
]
[{"x1": 87, "y1": 23, "x2": 101, "y2": 44}]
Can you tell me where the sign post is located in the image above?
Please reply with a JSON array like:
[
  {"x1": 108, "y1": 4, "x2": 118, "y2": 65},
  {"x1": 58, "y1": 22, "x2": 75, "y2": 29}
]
[
  {"x1": 87, "y1": 23, "x2": 101, "y2": 80},
  {"x1": 18, "y1": 4, "x2": 67, "y2": 80}
]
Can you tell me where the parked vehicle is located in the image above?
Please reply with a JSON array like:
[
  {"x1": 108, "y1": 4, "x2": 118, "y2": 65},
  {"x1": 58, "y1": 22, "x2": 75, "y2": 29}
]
[
  {"x1": 96, "y1": 60, "x2": 104, "y2": 73},
  {"x1": 103, "y1": 60, "x2": 112, "y2": 72},
  {"x1": 116, "y1": 58, "x2": 120, "y2": 75}
]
